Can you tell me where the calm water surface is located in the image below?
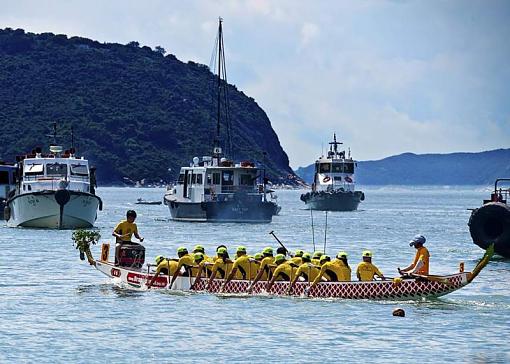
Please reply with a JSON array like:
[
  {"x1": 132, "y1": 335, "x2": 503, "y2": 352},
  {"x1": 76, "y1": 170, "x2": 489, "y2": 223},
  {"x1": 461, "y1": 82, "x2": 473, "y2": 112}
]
[{"x1": 1, "y1": 186, "x2": 509, "y2": 363}]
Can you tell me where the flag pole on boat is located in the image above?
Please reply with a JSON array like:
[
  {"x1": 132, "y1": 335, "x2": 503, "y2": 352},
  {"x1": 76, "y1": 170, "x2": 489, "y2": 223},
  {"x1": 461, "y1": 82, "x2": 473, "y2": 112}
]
[
  {"x1": 323, "y1": 211, "x2": 328, "y2": 254},
  {"x1": 310, "y1": 208, "x2": 316, "y2": 252}
]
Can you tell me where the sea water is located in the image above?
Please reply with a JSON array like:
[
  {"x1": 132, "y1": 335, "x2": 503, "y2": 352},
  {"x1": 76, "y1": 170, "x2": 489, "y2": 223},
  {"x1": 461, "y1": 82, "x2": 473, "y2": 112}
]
[{"x1": 0, "y1": 187, "x2": 509, "y2": 363}]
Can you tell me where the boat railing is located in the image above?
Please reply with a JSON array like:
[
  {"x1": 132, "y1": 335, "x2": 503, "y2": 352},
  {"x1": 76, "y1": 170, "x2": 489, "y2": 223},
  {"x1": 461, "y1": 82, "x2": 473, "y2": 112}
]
[
  {"x1": 220, "y1": 185, "x2": 259, "y2": 194},
  {"x1": 487, "y1": 178, "x2": 510, "y2": 204}
]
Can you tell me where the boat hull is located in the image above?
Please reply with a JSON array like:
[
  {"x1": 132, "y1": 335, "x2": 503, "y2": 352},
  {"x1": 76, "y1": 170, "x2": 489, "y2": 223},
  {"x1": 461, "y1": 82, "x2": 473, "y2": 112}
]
[
  {"x1": 301, "y1": 190, "x2": 364, "y2": 211},
  {"x1": 95, "y1": 261, "x2": 469, "y2": 300},
  {"x1": 7, "y1": 190, "x2": 101, "y2": 229},
  {"x1": 166, "y1": 198, "x2": 275, "y2": 223}
]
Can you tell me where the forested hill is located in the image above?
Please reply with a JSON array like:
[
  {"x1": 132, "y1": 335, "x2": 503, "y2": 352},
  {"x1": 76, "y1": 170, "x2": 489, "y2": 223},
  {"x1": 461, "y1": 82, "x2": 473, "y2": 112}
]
[
  {"x1": 0, "y1": 28, "x2": 295, "y2": 184},
  {"x1": 295, "y1": 149, "x2": 510, "y2": 185}
]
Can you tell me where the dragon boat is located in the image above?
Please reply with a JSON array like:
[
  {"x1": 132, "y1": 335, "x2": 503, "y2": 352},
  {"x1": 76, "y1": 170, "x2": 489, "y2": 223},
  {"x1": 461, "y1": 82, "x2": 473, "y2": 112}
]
[{"x1": 79, "y1": 242, "x2": 493, "y2": 300}]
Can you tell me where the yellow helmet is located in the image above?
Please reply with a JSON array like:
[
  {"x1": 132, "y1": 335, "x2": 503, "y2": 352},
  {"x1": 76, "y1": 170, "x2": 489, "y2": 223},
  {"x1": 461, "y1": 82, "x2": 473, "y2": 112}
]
[
  {"x1": 362, "y1": 250, "x2": 372, "y2": 258},
  {"x1": 274, "y1": 254, "x2": 286, "y2": 264},
  {"x1": 155, "y1": 255, "x2": 165, "y2": 265}
]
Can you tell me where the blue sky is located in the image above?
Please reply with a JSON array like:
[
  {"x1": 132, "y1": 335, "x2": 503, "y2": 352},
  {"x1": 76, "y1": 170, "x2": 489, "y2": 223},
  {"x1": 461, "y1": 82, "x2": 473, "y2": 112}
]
[{"x1": 2, "y1": 0, "x2": 509, "y2": 168}]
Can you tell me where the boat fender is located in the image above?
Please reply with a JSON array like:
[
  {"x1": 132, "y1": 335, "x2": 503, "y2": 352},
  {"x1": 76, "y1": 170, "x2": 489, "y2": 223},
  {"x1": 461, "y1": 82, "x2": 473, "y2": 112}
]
[
  {"x1": 323, "y1": 176, "x2": 331, "y2": 183},
  {"x1": 468, "y1": 202, "x2": 510, "y2": 257},
  {"x1": 4, "y1": 205, "x2": 10, "y2": 220},
  {"x1": 55, "y1": 189, "x2": 71, "y2": 206},
  {"x1": 360, "y1": 192, "x2": 365, "y2": 201}
]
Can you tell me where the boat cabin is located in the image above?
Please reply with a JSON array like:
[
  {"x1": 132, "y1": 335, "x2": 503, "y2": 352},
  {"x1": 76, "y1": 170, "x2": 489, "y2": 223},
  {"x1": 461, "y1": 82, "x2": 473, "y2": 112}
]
[
  {"x1": 173, "y1": 156, "x2": 264, "y2": 203},
  {"x1": 17, "y1": 146, "x2": 93, "y2": 194},
  {"x1": 0, "y1": 164, "x2": 17, "y2": 200}
]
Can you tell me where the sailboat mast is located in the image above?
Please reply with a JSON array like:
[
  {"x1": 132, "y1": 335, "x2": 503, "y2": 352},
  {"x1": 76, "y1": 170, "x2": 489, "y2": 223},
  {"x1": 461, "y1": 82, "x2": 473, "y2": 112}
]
[{"x1": 215, "y1": 17, "x2": 223, "y2": 154}]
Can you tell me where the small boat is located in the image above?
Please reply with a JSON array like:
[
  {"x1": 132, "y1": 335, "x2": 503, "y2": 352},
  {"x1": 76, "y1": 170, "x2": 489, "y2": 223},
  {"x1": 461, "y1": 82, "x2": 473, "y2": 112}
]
[
  {"x1": 5, "y1": 124, "x2": 102, "y2": 229},
  {"x1": 300, "y1": 134, "x2": 365, "y2": 211},
  {"x1": 0, "y1": 163, "x2": 16, "y2": 219},
  {"x1": 163, "y1": 18, "x2": 279, "y2": 223},
  {"x1": 80, "y1": 242, "x2": 492, "y2": 300},
  {"x1": 468, "y1": 178, "x2": 510, "y2": 257},
  {"x1": 135, "y1": 198, "x2": 162, "y2": 205}
]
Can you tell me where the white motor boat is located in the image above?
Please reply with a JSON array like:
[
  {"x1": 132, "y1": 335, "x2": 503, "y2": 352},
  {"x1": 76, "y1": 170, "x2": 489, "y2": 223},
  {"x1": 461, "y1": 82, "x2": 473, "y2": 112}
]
[{"x1": 5, "y1": 127, "x2": 102, "y2": 229}]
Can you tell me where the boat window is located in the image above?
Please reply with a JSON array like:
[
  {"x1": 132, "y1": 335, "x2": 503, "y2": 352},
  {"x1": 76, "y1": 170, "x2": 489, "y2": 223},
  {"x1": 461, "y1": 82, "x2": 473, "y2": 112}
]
[
  {"x1": 70, "y1": 164, "x2": 89, "y2": 176},
  {"x1": 319, "y1": 163, "x2": 331, "y2": 173},
  {"x1": 332, "y1": 164, "x2": 343, "y2": 173},
  {"x1": 222, "y1": 170, "x2": 234, "y2": 185},
  {"x1": 187, "y1": 173, "x2": 192, "y2": 184},
  {"x1": 196, "y1": 174, "x2": 203, "y2": 185},
  {"x1": 207, "y1": 174, "x2": 212, "y2": 184},
  {"x1": 46, "y1": 163, "x2": 68, "y2": 176},
  {"x1": 240, "y1": 174, "x2": 254, "y2": 186},
  {"x1": 344, "y1": 163, "x2": 354, "y2": 174},
  {"x1": 177, "y1": 173, "x2": 185, "y2": 184},
  {"x1": 0, "y1": 171, "x2": 9, "y2": 184},
  {"x1": 191, "y1": 174, "x2": 196, "y2": 184},
  {"x1": 25, "y1": 164, "x2": 44, "y2": 175},
  {"x1": 213, "y1": 173, "x2": 220, "y2": 185},
  {"x1": 334, "y1": 176, "x2": 342, "y2": 181}
]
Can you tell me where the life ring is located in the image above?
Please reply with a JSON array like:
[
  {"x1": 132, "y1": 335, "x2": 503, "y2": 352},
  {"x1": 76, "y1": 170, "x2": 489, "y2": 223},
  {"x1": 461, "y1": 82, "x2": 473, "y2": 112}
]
[
  {"x1": 323, "y1": 176, "x2": 331, "y2": 183},
  {"x1": 344, "y1": 176, "x2": 353, "y2": 183}
]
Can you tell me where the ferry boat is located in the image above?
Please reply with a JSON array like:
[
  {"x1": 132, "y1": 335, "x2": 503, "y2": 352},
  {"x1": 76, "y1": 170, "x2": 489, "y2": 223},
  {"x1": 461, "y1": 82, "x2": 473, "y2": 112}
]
[
  {"x1": 5, "y1": 126, "x2": 102, "y2": 229},
  {"x1": 469, "y1": 178, "x2": 510, "y2": 257},
  {"x1": 79, "y1": 241, "x2": 493, "y2": 300},
  {"x1": 163, "y1": 18, "x2": 279, "y2": 223},
  {"x1": 300, "y1": 134, "x2": 365, "y2": 211},
  {"x1": 0, "y1": 163, "x2": 16, "y2": 219}
]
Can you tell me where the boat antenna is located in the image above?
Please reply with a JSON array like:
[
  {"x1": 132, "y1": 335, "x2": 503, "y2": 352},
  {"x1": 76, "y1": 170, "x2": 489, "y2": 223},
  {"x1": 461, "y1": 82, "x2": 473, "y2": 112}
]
[
  {"x1": 329, "y1": 133, "x2": 343, "y2": 157},
  {"x1": 216, "y1": 17, "x2": 222, "y2": 152},
  {"x1": 323, "y1": 211, "x2": 328, "y2": 253},
  {"x1": 49, "y1": 122, "x2": 57, "y2": 146},
  {"x1": 310, "y1": 208, "x2": 316, "y2": 252}
]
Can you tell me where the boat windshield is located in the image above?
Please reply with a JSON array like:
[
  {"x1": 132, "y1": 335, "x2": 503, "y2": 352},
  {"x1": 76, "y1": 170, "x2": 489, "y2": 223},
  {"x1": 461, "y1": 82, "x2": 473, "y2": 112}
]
[
  {"x1": 70, "y1": 164, "x2": 89, "y2": 176},
  {"x1": 222, "y1": 170, "x2": 234, "y2": 186},
  {"x1": 319, "y1": 163, "x2": 331, "y2": 173},
  {"x1": 177, "y1": 173, "x2": 185, "y2": 184},
  {"x1": 332, "y1": 163, "x2": 354, "y2": 173},
  {"x1": 24, "y1": 164, "x2": 44, "y2": 175},
  {"x1": 0, "y1": 171, "x2": 10, "y2": 184},
  {"x1": 46, "y1": 163, "x2": 68, "y2": 177},
  {"x1": 240, "y1": 173, "x2": 256, "y2": 186}
]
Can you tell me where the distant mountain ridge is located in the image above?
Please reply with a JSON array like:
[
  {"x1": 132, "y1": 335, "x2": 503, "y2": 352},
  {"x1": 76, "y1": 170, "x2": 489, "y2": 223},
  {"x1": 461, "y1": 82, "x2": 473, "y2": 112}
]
[
  {"x1": 0, "y1": 28, "x2": 295, "y2": 184},
  {"x1": 295, "y1": 149, "x2": 510, "y2": 185}
]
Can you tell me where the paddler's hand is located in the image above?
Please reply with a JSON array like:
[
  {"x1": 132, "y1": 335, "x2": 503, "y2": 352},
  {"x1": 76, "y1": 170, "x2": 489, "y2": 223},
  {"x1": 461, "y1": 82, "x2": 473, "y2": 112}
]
[
  {"x1": 304, "y1": 287, "x2": 311, "y2": 296},
  {"x1": 139, "y1": 237, "x2": 144, "y2": 242},
  {"x1": 398, "y1": 267, "x2": 403, "y2": 275},
  {"x1": 246, "y1": 284, "x2": 253, "y2": 294}
]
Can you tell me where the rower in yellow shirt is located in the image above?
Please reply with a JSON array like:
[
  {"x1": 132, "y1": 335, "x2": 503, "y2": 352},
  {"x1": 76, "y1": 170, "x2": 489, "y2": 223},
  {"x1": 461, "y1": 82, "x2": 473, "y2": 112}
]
[
  {"x1": 310, "y1": 251, "x2": 351, "y2": 287},
  {"x1": 205, "y1": 247, "x2": 233, "y2": 290},
  {"x1": 193, "y1": 245, "x2": 211, "y2": 262},
  {"x1": 221, "y1": 246, "x2": 259, "y2": 292},
  {"x1": 147, "y1": 255, "x2": 178, "y2": 288},
  {"x1": 112, "y1": 210, "x2": 144, "y2": 265},
  {"x1": 266, "y1": 254, "x2": 297, "y2": 291},
  {"x1": 247, "y1": 247, "x2": 274, "y2": 293},
  {"x1": 168, "y1": 247, "x2": 195, "y2": 288},
  {"x1": 289, "y1": 249, "x2": 305, "y2": 265},
  {"x1": 356, "y1": 250, "x2": 385, "y2": 281},
  {"x1": 311, "y1": 251, "x2": 324, "y2": 265},
  {"x1": 398, "y1": 235, "x2": 430, "y2": 276},
  {"x1": 288, "y1": 252, "x2": 320, "y2": 293}
]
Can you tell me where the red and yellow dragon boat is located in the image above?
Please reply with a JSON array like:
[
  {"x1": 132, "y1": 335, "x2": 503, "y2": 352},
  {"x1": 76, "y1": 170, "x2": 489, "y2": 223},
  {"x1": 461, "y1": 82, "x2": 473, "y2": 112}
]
[{"x1": 80, "y1": 242, "x2": 493, "y2": 300}]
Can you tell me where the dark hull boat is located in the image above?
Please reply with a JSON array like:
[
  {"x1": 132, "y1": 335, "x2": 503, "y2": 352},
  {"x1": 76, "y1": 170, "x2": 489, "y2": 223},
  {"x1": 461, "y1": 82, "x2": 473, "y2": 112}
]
[
  {"x1": 301, "y1": 190, "x2": 364, "y2": 211},
  {"x1": 469, "y1": 178, "x2": 510, "y2": 257},
  {"x1": 168, "y1": 198, "x2": 276, "y2": 223},
  {"x1": 163, "y1": 19, "x2": 279, "y2": 223}
]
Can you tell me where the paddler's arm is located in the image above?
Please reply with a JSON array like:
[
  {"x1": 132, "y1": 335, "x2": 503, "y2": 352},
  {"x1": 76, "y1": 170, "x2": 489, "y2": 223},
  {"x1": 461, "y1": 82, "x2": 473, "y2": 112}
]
[
  {"x1": 375, "y1": 267, "x2": 385, "y2": 280},
  {"x1": 310, "y1": 264, "x2": 327, "y2": 288},
  {"x1": 247, "y1": 266, "x2": 265, "y2": 293},
  {"x1": 266, "y1": 271, "x2": 279, "y2": 292},
  {"x1": 221, "y1": 267, "x2": 238, "y2": 292},
  {"x1": 147, "y1": 268, "x2": 160, "y2": 289},
  {"x1": 169, "y1": 261, "x2": 184, "y2": 289},
  {"x1": 288, "y1": 267, "x2": 302, "y2": 294},
  {"x1": 400, "y1": 251, "x2": 420, "y2": 273}
]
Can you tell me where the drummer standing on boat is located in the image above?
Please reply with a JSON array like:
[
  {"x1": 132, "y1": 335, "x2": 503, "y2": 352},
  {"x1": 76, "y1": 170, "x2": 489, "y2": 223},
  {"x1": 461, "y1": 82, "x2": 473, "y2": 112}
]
[
  {"x1": 398, "y1": 235, "x2": 430, "y2": 276},
  {"x1": 112, "y1": 210, "x2": 144, "y2": 265}
]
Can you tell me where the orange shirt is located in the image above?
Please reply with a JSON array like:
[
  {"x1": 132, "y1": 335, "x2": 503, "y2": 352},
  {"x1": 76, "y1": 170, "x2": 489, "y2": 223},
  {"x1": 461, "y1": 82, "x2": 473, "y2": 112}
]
[{"x1": 411, "y1": 246, "x2": 430, "y2": 275}]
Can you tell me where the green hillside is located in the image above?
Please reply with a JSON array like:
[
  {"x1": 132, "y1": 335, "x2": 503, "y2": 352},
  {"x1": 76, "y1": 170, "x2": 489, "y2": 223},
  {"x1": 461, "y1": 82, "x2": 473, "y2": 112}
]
[{"x1": 0, "y1": 28, "x2": 295, "y2": 184}]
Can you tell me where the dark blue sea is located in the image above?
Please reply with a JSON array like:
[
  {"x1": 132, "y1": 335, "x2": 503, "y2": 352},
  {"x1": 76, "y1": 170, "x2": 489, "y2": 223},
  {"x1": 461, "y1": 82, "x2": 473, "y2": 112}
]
[{"x1": 1, "y1": 187, "x2": 509, "y2": 363}]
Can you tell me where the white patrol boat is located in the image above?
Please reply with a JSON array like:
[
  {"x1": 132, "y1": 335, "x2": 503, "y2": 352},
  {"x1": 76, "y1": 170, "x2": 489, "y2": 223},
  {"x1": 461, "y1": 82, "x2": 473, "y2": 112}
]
[
  {"x1": 300, "y1": 134, "x2": 365, "y2": 211},
  {"x1": 5, "y1": 125, "x2": 102, "y2": 229},
  {"x1": 164, "y1": 18, "x2": 279, "y2": 223},
  {"x1": 0, "y1": 163, "x2": 16, "y2": 219}
]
